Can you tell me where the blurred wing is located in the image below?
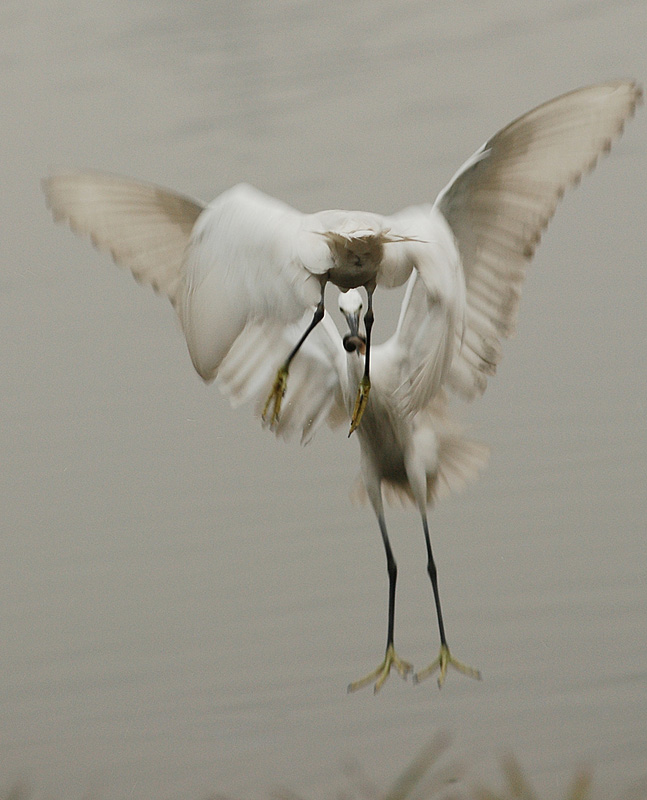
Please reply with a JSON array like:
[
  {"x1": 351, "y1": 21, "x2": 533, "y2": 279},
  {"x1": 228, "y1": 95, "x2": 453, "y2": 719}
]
[
  {"x1": 43, "y1": 170, "x2": 205, "y2": 305},
  {"x1": 178, "y1": 183, "x2": 323, "y2": 382},
  {"x1": 217, "y1": 311, "x2": 348, "y2": 445},
  {"x1": 375, "y1": 206, "x2": 464, "y2": 417},
  {"x1": 375, "y1": 276, "x2": 455, "y2": 418},
  {"x1": 44, "y1": 174, "x2": 324, "y2": 385},
  {"x1": 435, "y1": 80, "x2": 642, "y2": 400}
]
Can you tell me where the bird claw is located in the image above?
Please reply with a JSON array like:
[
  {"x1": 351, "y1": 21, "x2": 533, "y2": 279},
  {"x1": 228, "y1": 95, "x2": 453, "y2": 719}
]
[
  {"x1": 262, "y1": 366, "x2": 288, "y2": 427},
  {"x1": 347, "y1": 643, "x2": 413, "y2": 694},
  {"x1": 348, "y1": 375, "x2": 371, "y2": 436},
  {"x1": 413, "y1": 644, "x2": 481, "y2": 688}
]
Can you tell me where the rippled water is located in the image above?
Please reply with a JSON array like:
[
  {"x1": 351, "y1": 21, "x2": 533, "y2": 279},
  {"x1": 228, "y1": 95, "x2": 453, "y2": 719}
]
[{"x1": 1, "y1": 1, "x2": 646, "y2": 798}]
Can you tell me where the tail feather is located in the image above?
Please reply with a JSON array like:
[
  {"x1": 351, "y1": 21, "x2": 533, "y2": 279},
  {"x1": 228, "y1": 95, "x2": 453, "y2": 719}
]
[{"x1": 428, "y1": 429, "x2": 489, "y2": 504}]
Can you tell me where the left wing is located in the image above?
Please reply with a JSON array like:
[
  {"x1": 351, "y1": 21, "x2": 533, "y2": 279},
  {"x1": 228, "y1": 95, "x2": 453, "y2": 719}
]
[
  {"x1": 43, "y1": 170, "x2": 205, "y2": 305},
  {"x1": 44, "y1": 174, "x2": 326, "y2": 386}
]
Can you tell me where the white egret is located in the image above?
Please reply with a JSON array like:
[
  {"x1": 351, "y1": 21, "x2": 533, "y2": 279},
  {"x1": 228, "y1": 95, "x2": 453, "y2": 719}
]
[
  {"x1": 43, "y1": 80, "x2": 640, "y2": 692},
  {"x1": 337, "y1": 288, "x2": 488, "y2": 691}
]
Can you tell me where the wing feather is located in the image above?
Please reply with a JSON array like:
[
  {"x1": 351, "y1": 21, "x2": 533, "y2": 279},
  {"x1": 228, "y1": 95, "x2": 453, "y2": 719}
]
[
  {"x1": 178, "y1": 184, "x2": 322, "y2": 381},
  {"x1": 377, "y1": 206, "x2": 465, "y2": 417},
  {"x1": 217, "y1": 311, "x2": 348, "y2": 445},
  {"x1": 434, "y1": 80, "x2": 641, "y2": 399},
  {"x1": 44, "y1": 174, "x2": 324, "y2": 385},
  {"x1": 42, "y1": 170, "x2": 205, "y2": 304}
]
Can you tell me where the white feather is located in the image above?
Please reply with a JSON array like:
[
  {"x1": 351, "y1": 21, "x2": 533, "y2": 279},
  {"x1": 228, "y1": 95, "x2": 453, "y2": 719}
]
[
  {"x1": 436, "y1": 80, "x2": 642, "y2": 399},
  {"x1": 42, "y1": 170, "x2": 204, "y2": 305}
]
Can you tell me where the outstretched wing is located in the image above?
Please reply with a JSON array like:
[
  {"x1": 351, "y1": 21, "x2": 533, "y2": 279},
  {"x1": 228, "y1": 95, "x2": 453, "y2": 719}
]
[
  {"x1": 216, "y1": 310, "x2": 349, "y2": 444},
  {"x1": 43, "y1": 173, "x2": 325, "y2": 384},
  {"x1": 42, "y1": 170, "x2": 205, "y2": 305},
  {"x1": 435, "y1": 80, "x2": 642, "y2": 400},
  {"x1": 44, "y1": 171, "x2": 345, "y2": 442}
]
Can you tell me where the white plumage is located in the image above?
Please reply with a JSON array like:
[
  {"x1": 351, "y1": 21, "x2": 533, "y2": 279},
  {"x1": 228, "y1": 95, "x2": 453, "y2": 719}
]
[{"x1": 43, "y1": 80, "x2": 641, "y2": 691}]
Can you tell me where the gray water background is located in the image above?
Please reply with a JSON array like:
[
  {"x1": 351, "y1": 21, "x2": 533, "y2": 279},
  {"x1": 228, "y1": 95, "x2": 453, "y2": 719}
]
[{"x1": 1, "y1": 1, "x2": 646, "y2": 798}]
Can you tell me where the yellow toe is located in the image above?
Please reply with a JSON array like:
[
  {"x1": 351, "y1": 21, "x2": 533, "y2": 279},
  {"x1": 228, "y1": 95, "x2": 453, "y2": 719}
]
[
  {"x1": 413, "y1": 644, "x2": 481, "y2": 688},
  {"x1": 262, "y1": 367, "x2": 289, "y2": 427},
  {"x1": 348, "y1": 644, "x2": 413, "y2": 694}
]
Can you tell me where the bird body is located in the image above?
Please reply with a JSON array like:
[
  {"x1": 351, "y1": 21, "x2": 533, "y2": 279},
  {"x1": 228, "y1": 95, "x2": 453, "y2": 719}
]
[
  {"x1": 179, "y1": 181, "x2": 464, "y2": 389},
  {"x1": 43, "y1": 80, "x2": 641, "y2": 691},
  {"x1": 348, "y1": 362, "x2": 486, "y2": 512},
  {"x1": 337, "y1": 288, "x2": 488, "y2": 691}
]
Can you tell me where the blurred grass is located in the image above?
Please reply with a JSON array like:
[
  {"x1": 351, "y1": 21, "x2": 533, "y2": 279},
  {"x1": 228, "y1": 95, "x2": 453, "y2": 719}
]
[
  {"x1": 2, "y1": 739, "x2": 646, "y2": 800},
  {"x1": 338, "y1": 735, "x2": 646, "y2": 800},
  {"x1": 269, "y1": 734, "x2": 647, "y2": 800},
  {"x1": 378, "y1": 737, "x2": 647, "y2": 800}
]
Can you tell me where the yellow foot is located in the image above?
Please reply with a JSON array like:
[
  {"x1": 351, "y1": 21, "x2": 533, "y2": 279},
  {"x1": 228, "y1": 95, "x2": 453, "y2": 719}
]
[
  {"x1": 262, "y1": 366, "x2": 288, "y2": 427},
  {"x1": 347, "y1": 643, "x2": 413, "y2": 694},
  {"x1": 348, "y1": 375, "x2": 371, "y2": 436},
  {"x1": 413, "y1": 643, "x2": 481, "y2": 689}
]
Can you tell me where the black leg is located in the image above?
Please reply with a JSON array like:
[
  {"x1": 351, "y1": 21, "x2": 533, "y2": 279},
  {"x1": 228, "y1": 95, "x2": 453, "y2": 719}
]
[
  {"x1": 422, "y1": 515, "x2": 447, "y2": 646},
  {"x1": 348, "y1": 286, "x2": 374, "y2": 436},
  {"x1": 284, "y1": 289, "x2": 326, "y2": 370},
  {"x1": 414, "y1": 514, "x2": 481, "y2": 686},
  {"x1": 262, "y1": 285, "x2": 325, "y2": 426},
  {"x1": 378, "y1": 512, "x2": 397, "y2": 650},
  {"x1": 347, "y1": 509, "x2": 412, "y2": 692},
  {"x1": 362, "y1": 286, "x2": 375, "y2": 382}
]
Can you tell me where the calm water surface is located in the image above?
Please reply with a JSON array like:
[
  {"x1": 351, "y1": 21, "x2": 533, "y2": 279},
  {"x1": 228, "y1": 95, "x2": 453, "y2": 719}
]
[{"x1": 1, "y1": 1, "x2": 646, "y2": 798}]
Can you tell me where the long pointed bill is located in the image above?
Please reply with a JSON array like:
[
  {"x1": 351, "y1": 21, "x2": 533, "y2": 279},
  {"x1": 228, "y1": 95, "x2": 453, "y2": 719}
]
[
  {"x1": 342, "y1": 310, "x2": 365, "y2": 355},
  {"x1": 341, "y1": 309, "x2": 370, "y2": 436}
]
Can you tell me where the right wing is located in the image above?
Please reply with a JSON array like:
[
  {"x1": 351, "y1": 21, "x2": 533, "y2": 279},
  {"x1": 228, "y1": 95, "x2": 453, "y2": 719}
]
[
  {"x1": 175, "y1": 183, "x2": 324, "y2": 382},
  {"x1": 44, "y1": 170, "x2": 347, "y2": 442}
]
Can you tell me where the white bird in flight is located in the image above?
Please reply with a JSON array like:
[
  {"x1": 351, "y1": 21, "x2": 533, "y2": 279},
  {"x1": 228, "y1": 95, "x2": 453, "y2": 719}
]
[{"x1": 43, "y1": 80, "x2": 640, "y2": 692}]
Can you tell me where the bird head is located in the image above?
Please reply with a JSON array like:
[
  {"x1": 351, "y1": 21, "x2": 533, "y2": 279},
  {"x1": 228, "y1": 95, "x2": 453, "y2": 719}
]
[{"x1": 339, "y1": 289, "x2": 366, "y2": 355}]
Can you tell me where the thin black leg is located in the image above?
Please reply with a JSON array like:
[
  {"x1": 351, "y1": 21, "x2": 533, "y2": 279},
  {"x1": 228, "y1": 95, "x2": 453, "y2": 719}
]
[
  {"x1": 284, "y1": 287, "x2": 326, "y2": 369},
  {"x1": 262, "y1": 284, "x2": 326, "y2": 425},
  {"x1": 378, "y1": 512, "x2": 397, "y2": 650},
  {"x1": 362, "y1": 286, "x2": 374, "y2": 382},
  {"x1": 347, "y1": 507, "x2": 413, "y2": 692},
  {"x1": 414, "y1": 514, "x2": 481, "y2": 685},
  {"x1": 422, "y1": 515, "x2": 447, "y2": 647}
]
